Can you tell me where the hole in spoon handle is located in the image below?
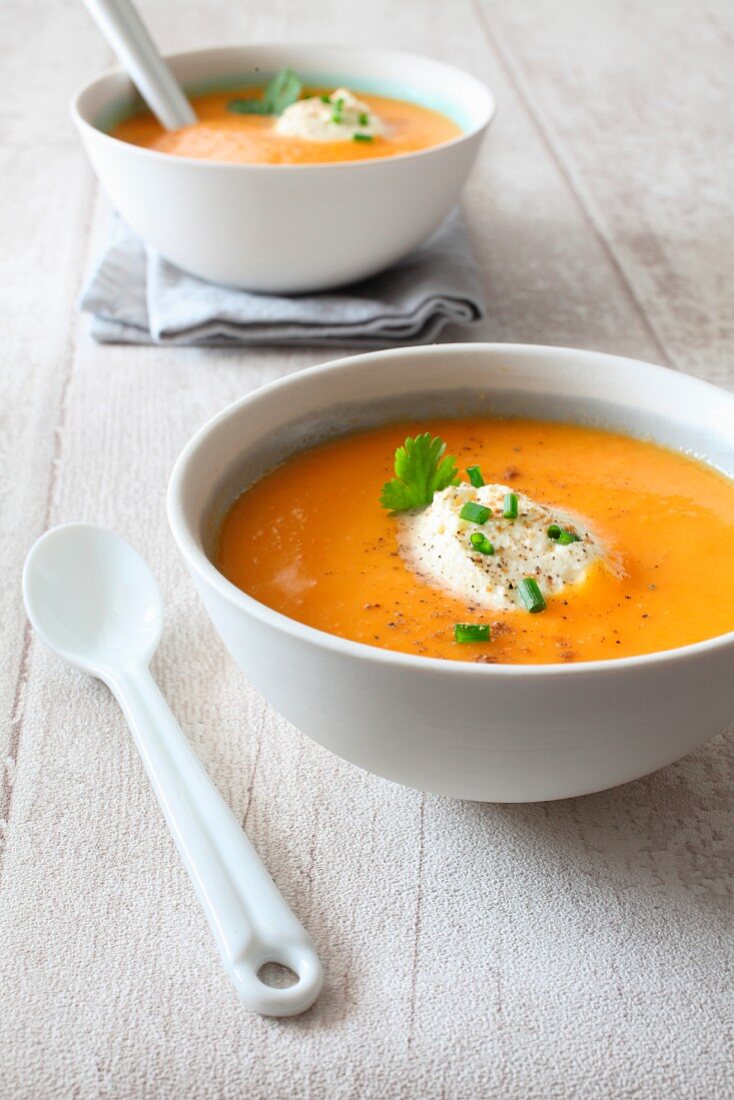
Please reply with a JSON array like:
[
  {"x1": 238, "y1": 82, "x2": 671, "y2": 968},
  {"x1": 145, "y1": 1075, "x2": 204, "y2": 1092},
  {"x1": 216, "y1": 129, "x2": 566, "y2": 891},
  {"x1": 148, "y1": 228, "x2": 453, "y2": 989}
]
[{"x1": 231, "y1": 942, "x2": 323, "y2": 1017}]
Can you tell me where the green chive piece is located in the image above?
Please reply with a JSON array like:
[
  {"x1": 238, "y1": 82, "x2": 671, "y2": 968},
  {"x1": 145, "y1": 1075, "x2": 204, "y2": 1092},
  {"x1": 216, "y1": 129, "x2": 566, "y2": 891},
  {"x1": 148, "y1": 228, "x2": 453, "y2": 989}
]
[
  {"x1": 332, "y1": 112, "x2": 343, "y2": 123},
  {"x1": 460, "y1": 501, "x2": 491, "y2": 524},
  {"x1": 503, "y1": 492, "x2": 519, "y2": 519},
  {"x1": 470, "y1": 532, "x2": 494, "y2": 555},
  {"x1": 518, "y1": 577, "x2": 546, "y2": 613},
  {"x1": 548, "y1": 523, "x2": 581, "y2": 544},
  {"x1": 358, "y1": 111, "x2": 369, "y2": 125},
  {"x1": 321, "y1": 94, "x2": 331, "y2": 103},
  {"x1": 454, "y1": 623, "x2": 491, "y2": 644},
  {"x1": 467, "y1": 465, "x2": 485, "y2": 488},
  {"x1": 353, "y1": 133, "x2": 373, "y2": 142}
]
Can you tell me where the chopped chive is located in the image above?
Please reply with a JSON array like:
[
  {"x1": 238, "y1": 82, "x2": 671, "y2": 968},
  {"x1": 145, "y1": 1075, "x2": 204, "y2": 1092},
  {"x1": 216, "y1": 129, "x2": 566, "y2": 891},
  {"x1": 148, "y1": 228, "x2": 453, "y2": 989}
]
[
  {"x1": 320, "y1": 94, "x2": 331, "y2": 103},
  {"x1": 335, "y1": 97, "x2": 345, "y2": 109},
  {"x1": 353, "y1": 132, "x2": 373, "y2": 142},
  {"x1": 332, "y1": 112, "x2": 343, "y2": 123},
  {"x1": 548, "y1": 523, "x2": 581, "y2": 544},
  {"x1": 470, "y1": 532, "x2": 494, "y2": 555},
  {"x1": 466, "y1": 465, "x2": 485, "y2": 488},
  {"x1": 358, "y1": 111, "x2": 369, "y2": 125},
  {"x1": 460, "y1": 501, "x2": 492, "y2": 524},
  {"x1": 518, "y1": 577, "x2": 546, "y2": 613},
  {"x1": 503, "y1": 492, "x2": 519, "y2": 519},
  {"x1": 454, "y1": 623, "x2": 491, "y2": 644}
]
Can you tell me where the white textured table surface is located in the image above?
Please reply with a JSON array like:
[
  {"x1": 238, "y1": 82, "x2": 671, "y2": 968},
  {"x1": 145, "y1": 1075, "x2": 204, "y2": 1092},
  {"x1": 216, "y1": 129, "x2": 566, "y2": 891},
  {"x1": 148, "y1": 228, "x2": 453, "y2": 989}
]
[{"x1": 1, "y1": 2, "x2": 733, "y2": 1097}]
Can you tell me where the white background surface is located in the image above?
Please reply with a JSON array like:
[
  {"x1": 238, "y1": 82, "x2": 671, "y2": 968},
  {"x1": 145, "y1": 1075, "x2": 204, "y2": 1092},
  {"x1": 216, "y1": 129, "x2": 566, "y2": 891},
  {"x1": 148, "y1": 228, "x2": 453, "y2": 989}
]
[{"x1": 1, "y1": 1, "x2": 732, "y2": 1096}]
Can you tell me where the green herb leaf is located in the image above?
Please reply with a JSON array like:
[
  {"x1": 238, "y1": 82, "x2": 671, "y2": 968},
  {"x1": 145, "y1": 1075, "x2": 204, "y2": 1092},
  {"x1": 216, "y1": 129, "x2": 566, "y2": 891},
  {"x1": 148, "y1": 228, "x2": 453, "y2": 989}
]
[
  {"x1": 454, "y1": 623, "x2": 491, "y2": 643},
  {"x1": 263, "y1": 67, "x2": 303, "y2": 113},
  {"x1": 548, "y1": 524, "x2": 581, "y2": 544},
  {"x1": 353, "y1": 133, "x2": 373, "y2": 142},
  {"x1": 227, "y1": 97, "x2": 270, "y2": 115},
  {"x1": 228, "y1": 67, "x2": 303, "y2": 116},
  {"x1": 380, "y1": 433, "x2": 459, "y2": 512},
  {"x1": 466, "y1": 465, "x2": 485, "y2": 487},
  {"x1": 460, "y1": 501, "x2": 492, "y2": 525},
  {"x1": 518, "y1": 577, "x2": 547, "y2": 613},
  {"x1": 470, "y1": 532, "x2": 494, "y2": 555},
  {"x1": 503, "y1": 492, "x2": 519, "y2": 519}
]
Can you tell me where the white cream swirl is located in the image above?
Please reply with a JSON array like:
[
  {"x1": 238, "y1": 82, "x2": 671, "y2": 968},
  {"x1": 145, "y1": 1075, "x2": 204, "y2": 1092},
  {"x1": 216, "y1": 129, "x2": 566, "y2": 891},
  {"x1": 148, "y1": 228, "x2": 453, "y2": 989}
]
[
  {"x1": 275, "y1": 88, "x2": 385, "y2": 143},
  {"x1": 399, "y1": 483, "x2": 607, "y2": 611}
]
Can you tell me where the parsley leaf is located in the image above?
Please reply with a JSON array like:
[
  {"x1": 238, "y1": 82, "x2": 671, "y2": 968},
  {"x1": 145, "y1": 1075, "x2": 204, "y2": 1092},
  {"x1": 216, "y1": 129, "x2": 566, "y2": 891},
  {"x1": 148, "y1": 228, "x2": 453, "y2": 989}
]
[
  {"x1": 380, "y1": 433, "x2": 459, "y2": 512},
  {"x1": 228, "y1": 97, "x2": 269, "y2": 115},
  {"x1": 228, "y1": 68, "x2": 303, "y2": 116},
  {"x1": 264, "y1": 68, "x2": 303, "y2": 113}
]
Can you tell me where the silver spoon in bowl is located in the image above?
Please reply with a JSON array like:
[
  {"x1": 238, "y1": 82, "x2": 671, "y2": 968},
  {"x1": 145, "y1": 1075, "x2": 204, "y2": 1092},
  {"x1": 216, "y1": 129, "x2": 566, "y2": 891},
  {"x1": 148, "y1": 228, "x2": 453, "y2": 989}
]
[
  {"x1": 23, "y1": 523, "x2": 323, "y2": 1017},
  {"x1": 81, "y1": 0, "x2": 196, "y2": 129}
]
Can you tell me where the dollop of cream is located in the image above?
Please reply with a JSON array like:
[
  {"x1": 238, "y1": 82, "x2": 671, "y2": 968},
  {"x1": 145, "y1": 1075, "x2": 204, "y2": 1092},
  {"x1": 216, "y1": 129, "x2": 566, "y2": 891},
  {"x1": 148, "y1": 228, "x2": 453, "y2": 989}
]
[
  {"x1": 275, "y1": 88, "x2": 385, "y2": 142},
  {"x1": 398, "y1": 483, "x2": 607, "y2": 611}
]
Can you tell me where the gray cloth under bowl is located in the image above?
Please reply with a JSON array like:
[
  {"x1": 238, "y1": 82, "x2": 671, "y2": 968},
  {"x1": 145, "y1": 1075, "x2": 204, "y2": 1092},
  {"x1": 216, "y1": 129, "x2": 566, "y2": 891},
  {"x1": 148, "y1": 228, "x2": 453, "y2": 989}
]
[{"x1": 79, "y1": 208, "x2": 485, "y2": 348}]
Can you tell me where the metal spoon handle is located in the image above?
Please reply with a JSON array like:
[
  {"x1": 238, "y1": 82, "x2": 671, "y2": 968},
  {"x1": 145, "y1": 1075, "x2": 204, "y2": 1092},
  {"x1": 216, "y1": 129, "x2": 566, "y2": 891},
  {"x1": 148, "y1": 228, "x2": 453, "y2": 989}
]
[
  {"x1": 108, "y1": 663, "x2": 322, "y2": 1016},
  {"x1": 81, "y1": 0, "x2": 196, "y2": 129}
]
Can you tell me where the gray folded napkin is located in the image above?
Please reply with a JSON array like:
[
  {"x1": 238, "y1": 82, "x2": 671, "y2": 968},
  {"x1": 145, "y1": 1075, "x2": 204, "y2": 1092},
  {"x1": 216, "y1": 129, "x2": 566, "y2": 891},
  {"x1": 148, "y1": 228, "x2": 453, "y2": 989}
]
[{"x1": 79, "y1": 208, "x2": 485, "y2": 348}]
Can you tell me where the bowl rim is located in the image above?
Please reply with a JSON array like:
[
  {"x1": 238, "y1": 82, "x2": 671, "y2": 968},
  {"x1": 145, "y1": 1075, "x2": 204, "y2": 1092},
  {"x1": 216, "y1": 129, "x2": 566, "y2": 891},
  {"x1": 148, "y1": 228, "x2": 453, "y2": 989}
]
[
  {"x1": 69, "y1": 42, "x2": 496, "y2": 173},
  {"x1": 167, "y1": 341, "x2": 734, "y2": 678}
]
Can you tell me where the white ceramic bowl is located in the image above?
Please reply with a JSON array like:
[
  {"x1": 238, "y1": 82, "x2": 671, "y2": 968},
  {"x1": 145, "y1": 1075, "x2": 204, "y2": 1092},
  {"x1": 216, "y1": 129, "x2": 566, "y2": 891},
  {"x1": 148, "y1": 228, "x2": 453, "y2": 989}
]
[
  {"x1": 167, "y1": 344, "x2": 734, "y2": 802},
  {"x1": 71, "y1": 44, "x2": 494, "y2": 293}
]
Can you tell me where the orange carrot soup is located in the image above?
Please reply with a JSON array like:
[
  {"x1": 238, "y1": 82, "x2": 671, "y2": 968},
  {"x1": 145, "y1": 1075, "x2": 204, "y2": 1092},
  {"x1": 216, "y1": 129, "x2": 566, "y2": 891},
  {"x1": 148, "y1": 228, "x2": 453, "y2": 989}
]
[
  {"x1": 217, "y1": 418, "x2": 734, "y2": 665},
  {"x1": 111, "y1": 72, "x2": 462, "y2": 165}
]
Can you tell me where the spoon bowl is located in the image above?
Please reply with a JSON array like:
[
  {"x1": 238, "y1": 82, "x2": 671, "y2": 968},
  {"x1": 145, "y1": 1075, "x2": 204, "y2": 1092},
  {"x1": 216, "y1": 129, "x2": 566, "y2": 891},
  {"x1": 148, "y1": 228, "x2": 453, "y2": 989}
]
[{"x1": 23, "y1": 524, "x2": 161, "y2": 676}]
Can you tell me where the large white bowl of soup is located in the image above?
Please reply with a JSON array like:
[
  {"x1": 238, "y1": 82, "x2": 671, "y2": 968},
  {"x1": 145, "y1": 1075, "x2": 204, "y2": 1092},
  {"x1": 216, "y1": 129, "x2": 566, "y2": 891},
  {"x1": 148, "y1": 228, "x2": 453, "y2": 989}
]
[
  {"x1": 167, "y1": 344, "x2": 734, "y2": 802},
  {"x1": 71, "y1": 44, "x2": 494, "y2": 293}
]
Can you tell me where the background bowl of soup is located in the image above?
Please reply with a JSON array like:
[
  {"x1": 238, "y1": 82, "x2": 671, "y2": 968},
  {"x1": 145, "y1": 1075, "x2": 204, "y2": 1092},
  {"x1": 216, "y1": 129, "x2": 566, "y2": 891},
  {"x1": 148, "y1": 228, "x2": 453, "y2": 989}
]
[
  {"x1": 71, "y1": 44, "x2": 494, "y2": 293},
  {"x1": 167, "y1": 344, "x2": 734, "y2": 802}
]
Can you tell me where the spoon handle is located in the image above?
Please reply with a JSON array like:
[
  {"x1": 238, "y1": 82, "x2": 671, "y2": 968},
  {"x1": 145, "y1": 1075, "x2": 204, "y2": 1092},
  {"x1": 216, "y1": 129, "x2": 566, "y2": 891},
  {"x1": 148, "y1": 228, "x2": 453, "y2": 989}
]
[
  {"x1": 108, "y1": 663, "x2": 323, "y2": 1016},
  {"x1": 81, "y1": 0, "x2": 196, "y2": 130}
]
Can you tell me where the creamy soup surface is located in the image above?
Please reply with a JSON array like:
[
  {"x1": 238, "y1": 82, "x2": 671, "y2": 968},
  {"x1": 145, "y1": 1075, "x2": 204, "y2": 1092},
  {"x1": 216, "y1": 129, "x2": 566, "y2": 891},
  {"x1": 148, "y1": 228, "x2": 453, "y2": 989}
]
[
  {"x1": 111, "y1": 87, "x2": 462, "y2": 165},
  {"x1": 217, "y1": 418, "x2": 734, "y2": 665}
]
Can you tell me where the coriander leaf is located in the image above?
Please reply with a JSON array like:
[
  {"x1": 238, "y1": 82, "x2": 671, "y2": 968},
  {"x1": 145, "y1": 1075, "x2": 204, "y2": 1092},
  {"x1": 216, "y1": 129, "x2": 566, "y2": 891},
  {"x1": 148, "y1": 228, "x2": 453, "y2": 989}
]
[
  {"x1": 264, "y1": 67, "x2": 302, "y2": 113},
  {"x1": 227, "y1": 97, "x2": 269, "y2": 115},
  {"x1": 228, "y1": 67, "x2": 303, "y2": 116},
  {"x1": 380, "y1": 433, "x2": 459, "y2": 512}
]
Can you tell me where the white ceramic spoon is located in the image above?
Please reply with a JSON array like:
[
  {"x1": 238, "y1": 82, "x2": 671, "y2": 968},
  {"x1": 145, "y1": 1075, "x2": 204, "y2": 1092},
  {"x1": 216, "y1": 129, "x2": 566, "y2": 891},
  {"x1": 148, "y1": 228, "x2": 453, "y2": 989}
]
[
  {"x1": 81, "y1": 0, "x2": 196, "y2": 129},
  {"x1": 23, "y1": 524, "x2": 323, "y2": 1017}
]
